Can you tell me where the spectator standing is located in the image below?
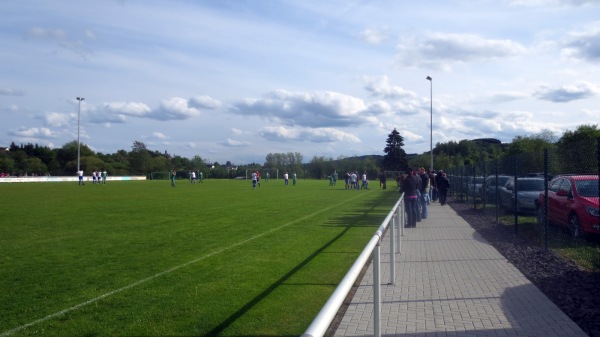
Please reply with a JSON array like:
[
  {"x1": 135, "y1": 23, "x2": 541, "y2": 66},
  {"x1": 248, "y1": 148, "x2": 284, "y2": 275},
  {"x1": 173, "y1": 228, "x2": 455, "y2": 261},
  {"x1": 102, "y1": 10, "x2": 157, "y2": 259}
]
[
  {"x1": 430, "y1": 169, "x2": 437, "y2": 202},
  {"x1": 292, "y1": 172, "x2": 297, "y2": 186},
  {"x1": 400, "y1": 170, "x2": 418, "y2": 228},
  {"x1": 436, "y1": 171, "x2": 450, "y2": 205},
  {"x1": 379, "y1": 171, "x2": 387, "y2": 190},
  {"x1": 418, "y1": 167, "x2": 430, "y2": 219}
]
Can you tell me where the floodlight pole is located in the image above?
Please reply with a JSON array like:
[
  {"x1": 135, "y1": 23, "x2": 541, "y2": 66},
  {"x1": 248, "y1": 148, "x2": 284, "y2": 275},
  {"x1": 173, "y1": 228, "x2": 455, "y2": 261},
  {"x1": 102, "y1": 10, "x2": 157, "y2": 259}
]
[
  {"x1": 76, "y1": 97, "x2": 85, "y2": 172},
  {"x1": 426, "y1": 76, "x2": 433, "y2": 172}
]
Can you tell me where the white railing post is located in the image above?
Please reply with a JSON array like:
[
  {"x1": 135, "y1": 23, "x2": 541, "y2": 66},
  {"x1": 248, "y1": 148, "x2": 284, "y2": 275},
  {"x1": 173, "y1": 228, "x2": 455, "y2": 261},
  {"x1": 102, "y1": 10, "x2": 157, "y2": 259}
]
[
  {"x1": 301, "y1": 197, "x2": 404, "y2": 337},
  {"x1": 390, "y1": 214, "x2": 396, "y2": 285},
  {"x1": 398, "y1": 194, "x2": 404, "y2": 254},
  {"x1": 373, "y1": 240, "x2": 381, "y2": 337}
]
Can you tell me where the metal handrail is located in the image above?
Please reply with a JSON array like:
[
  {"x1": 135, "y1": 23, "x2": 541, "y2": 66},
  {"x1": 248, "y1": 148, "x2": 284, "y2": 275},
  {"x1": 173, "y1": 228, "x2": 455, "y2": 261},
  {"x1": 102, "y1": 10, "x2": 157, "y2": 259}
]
[{"x1": 301, "y1": 194, "x2": 405, "y2": 337}]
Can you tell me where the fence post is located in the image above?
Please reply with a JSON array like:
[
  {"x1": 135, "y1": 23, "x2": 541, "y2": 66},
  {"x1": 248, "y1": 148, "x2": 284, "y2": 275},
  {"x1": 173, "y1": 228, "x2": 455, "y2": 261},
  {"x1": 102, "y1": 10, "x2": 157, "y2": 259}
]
[
  {"x1": 495, "y1": 160, "x2": 500, "y2": 222},
  {"x1": 543, "y1": 149, "x2": 549, "y2": 249},
  {"x1": 397, "y1": 200, "x2": 403, "y2": 254},
  {"x1": 482, "y1": 162, "x2": 487, "y2": 210},
  {"x1": 514, "y1": 157, "x2": 519, "y2": 234},
  {"x1": 390, "y1": 215, "x2": 396, "y2": 286},
  {"x1": 373, "y1": 242, "x2": 381, "y2": 337},
  {"x1": 597, "y1": 137, "x2": 600, "y2": 268}
]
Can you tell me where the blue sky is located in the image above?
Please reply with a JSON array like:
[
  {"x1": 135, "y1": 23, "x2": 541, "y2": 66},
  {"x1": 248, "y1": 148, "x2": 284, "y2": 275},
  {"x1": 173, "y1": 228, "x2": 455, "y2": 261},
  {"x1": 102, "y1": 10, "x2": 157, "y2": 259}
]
[{"x1": 1, "y1": 0, "x2": 599, "y2": 164}]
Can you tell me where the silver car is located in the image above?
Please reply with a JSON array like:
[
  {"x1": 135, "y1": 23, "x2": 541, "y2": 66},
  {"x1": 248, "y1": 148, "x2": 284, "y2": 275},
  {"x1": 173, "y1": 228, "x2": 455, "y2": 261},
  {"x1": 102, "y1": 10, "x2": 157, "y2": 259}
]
[
  {"x1": 499, "y1": 177, "x2": 545, "y2": 214},
  {"x1": 483, "y1": 175, "x2": 511, "y2": 204}
]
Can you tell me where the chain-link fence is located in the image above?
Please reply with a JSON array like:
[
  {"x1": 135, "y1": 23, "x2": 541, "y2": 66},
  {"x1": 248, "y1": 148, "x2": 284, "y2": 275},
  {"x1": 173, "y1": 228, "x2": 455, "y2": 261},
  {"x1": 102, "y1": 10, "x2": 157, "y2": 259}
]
[{"x1": 445, "y1": 137, "x2": 600, "y2": 271}]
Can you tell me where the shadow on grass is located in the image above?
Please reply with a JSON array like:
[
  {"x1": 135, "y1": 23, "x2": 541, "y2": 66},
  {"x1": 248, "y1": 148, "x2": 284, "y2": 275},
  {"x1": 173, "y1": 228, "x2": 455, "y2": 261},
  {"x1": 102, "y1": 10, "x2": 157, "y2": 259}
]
[{"x1": 205, "y1": 191, "x2": 399, "y2": 337}]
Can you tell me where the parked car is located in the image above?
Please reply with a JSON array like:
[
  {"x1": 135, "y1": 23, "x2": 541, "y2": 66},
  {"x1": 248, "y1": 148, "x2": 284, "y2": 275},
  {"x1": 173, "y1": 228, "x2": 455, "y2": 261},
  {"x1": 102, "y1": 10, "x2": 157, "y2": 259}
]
[
  {"x1": 499, "y1": 177, "x2": 545, "y2": 214},
  {"x1": 465, "y1": 176, "x2": 484, "y2": 198},
  {"x1": 536, "y1": 174, "x2": 599, "y2": 238},
  {"x1": 482, "y1": 175, "x2": 511, "y2": 204}
]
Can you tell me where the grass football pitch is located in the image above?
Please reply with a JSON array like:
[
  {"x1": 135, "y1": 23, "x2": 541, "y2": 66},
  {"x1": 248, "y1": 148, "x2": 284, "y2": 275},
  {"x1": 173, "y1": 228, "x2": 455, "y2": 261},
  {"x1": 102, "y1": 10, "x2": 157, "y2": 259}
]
[{"x1": 0, "y1": 179, "x2": 400, "y2": 336}]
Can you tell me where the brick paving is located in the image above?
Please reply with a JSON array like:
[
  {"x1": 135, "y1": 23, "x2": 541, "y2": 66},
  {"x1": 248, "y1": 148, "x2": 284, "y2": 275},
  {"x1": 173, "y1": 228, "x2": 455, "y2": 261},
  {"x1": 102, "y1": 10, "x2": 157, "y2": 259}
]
[{"x1": 333, "y1": 202, "x2": 588, "y2": 337}]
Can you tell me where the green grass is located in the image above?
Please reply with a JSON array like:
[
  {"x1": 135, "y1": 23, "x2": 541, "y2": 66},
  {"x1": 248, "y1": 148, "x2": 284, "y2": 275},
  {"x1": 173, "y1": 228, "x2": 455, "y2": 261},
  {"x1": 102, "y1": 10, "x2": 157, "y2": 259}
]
[{"x1": 0, "y1": 179, "x2": 400, "y2": 336}]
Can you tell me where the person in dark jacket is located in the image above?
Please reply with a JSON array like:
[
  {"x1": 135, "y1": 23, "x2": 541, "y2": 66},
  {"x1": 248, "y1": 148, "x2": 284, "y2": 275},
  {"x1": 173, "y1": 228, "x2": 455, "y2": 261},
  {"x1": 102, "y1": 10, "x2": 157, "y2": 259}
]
[
  {"x1": 401, "y1": 169, "x2": 419, "y2": 227},
  {"x1": 436, "y1": 170, "x2": 450, "y2": 205},
  {"x1": 418, "y1": 167, "x2": 430, "y2": 219},
  {"x1": 379, "y1": 171, "x2": 387, "y2": 190},
  {"x1": 429, "y1": 169, "x2": 437, "y2": 202}
]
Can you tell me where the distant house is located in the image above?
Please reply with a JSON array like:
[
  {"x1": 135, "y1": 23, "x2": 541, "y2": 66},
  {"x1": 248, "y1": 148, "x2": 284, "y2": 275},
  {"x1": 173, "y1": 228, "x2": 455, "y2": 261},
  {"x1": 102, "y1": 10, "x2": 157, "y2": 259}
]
[{"x1": 0, "y1": 146, "x2": 9, "y2": 153}]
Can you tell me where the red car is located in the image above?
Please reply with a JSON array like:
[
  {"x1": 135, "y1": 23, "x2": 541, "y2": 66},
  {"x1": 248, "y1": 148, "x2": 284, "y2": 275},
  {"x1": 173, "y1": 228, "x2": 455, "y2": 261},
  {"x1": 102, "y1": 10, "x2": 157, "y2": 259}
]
[{"x1": 537, "y1": 174, "x2": 599, "y2": 238}]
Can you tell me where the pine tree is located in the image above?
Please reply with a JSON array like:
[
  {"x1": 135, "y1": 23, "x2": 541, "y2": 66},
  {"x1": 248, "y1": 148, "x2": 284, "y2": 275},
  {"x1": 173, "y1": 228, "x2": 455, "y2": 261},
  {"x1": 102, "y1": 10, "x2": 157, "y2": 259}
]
[{"x1": 382, "y1": 128, "x2": 408, "y2": 171}]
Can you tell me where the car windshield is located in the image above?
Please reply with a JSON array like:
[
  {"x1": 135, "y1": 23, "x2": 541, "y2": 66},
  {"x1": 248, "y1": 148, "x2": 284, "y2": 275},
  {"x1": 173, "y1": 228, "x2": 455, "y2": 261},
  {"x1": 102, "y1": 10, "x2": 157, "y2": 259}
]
[
  {"x1": 575, "y1": 180, "x2": 599, "y2": 197},
  {"x1": 497, "y1": 177, "x2": 510, "y2": 186},
  {"x1": 517, "y1": 179, "x2": 544, "y2": 191},
  {"x1": 487, "y1": 176, "x2": 510, "y2": 186}
]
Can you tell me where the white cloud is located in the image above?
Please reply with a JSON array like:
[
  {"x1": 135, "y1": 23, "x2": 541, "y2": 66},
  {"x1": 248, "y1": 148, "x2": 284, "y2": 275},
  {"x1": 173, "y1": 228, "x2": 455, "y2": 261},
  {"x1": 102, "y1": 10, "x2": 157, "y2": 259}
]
[
  {"x1": 151, "y1": 97, "x2": 201, "y2": 121},
  {"x1": 230, "y1": 90, "x2": 369, "y2": 128},
  {"x1": 189, "y1": 95, "x2": 222, "y2": 110},
  {"x1": 0, "y1": 87, "x2": 25, "y2": 96},
  {"x1": 302, "y1": 128, "x2": 361, "y2": 143},
  {"x1": 90, "y1": 102, "x2": 152, "y2": 124},
  {"x1": 153, "y1": 132, "x2": 167, "y2": 139},
  {"x1": 359, "y1": 28, "x2": 389, "y2": 45},
  {"x1": 561, "y1": 27, "x2": 600, "y2": 62},
  {"x1": 398, "y1": 129, "x2": 424, "y2": 143},
  {"x1": 259, "y1": 126, "x2": 360, "y2": 143},
  {"x1": 2, "y1": 1, "x2": 600, "y2": 164},
  {"x1": 507, "y1": 0, "x2": 600, "y2": 7},
  {"x1": 10, "y1": 127, "x2": 58, "y2": 139},
  {"x1": 396, "y1": 32, "x2": 527, "y2": 69},
  {"x1": 102, "y1": 102, "x2": 152, "y2": 117},
  {"x1": 534, "y1": 81, "x2": 599, "y2": 102},
  {"x1": 483, "y1": 91, "x2": 530, "y2": 103},
  {"x1": 24, "y1": 27, "x2": 92, "y2": 58},
  {"x1": 259, "y1": 126, "x2": 300, "y2": 141},
  {"x1": 44, "y1": 112, "x2": 72, "y2": 127},
  {"x1": 220, "y1": 138, "x2": 251, "y2": 147},
  {"x1": 364, "y1": 75, "x2": 418, "y2": 100}
]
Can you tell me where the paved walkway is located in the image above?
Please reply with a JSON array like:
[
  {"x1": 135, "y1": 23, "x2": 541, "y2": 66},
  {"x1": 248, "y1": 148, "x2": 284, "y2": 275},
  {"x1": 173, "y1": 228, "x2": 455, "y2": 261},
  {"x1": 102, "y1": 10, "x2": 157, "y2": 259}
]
[{"x1": 334, "y1": 202, "x2": 588, "y2": 337}]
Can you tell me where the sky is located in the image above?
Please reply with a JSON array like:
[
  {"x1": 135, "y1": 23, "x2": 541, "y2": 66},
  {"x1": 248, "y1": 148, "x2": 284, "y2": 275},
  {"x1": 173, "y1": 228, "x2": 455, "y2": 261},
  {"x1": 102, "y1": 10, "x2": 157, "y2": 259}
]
[{"x1": 1, "y1": 0, "x2": 600, "y2": 165}]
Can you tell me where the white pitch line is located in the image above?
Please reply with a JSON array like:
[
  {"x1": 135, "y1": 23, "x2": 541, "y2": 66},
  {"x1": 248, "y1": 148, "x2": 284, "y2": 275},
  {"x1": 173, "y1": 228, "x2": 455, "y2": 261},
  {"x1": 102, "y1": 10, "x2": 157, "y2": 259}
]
[{"x1": 1, "y1": 191, "x2": 371, "y2": 337}]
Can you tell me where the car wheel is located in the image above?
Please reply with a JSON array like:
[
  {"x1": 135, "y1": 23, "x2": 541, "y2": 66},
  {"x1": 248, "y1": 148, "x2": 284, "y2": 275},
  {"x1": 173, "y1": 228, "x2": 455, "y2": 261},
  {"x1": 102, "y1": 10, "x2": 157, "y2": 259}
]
[{"x1": 569, "y1": 214, "x2": 586, "y2": 241}]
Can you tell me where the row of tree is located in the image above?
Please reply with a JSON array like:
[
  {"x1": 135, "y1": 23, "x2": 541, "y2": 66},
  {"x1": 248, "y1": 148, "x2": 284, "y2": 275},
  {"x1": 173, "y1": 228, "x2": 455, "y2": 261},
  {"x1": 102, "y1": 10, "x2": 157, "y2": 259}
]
[
  {"x1": 405, "y1": 125, "x2": 600, "y2": 172},
  {"x1": 1, "y1": 124, "x2": 598, "y2": 179}
]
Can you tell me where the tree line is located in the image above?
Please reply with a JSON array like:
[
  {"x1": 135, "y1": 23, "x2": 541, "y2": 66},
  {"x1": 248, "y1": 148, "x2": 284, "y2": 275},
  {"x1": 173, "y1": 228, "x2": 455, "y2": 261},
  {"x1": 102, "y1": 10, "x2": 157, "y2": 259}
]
[
  {"x1": 406, "y1": 125, "x2": 600, "y2": 172},
  {"x1": 1, "y1": 124, "x2": 598, "y2": 179}
]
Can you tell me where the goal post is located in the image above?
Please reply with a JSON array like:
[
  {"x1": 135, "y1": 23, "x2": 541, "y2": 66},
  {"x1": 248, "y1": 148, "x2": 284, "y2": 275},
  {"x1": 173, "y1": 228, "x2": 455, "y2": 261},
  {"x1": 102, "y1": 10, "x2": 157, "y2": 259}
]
[{"x1": 150, "y1": 170, "x2": 201, "y2": 181}]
